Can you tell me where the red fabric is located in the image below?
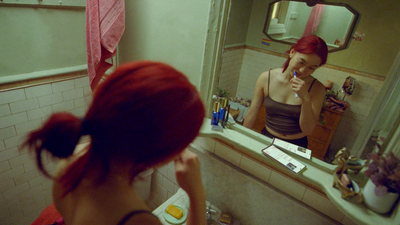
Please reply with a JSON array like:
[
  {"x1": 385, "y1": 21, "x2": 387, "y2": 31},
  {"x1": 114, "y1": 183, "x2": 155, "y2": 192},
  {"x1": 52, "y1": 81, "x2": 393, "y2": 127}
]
[
  {"x1": 86, "y1": 0, "x2": 125, "y2": 90},
  {"x1": 31, "y1": 203, "x2": 64, "y2": 225}
]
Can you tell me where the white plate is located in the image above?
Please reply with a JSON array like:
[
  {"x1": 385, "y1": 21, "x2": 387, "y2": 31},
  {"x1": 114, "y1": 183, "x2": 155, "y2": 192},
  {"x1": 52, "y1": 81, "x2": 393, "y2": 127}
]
[{"x1": 163, "y1": 204, "x2": 187, "y2": 224}]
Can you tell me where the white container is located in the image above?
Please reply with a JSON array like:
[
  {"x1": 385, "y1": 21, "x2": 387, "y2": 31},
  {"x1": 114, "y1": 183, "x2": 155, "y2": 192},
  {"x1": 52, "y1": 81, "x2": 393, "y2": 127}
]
[
  {"x1": 135, "y1": 168, "x2": 154, "y2": 200},
  {"x1": 362, "y1": 178, "x2": 399, "y2": 214}
]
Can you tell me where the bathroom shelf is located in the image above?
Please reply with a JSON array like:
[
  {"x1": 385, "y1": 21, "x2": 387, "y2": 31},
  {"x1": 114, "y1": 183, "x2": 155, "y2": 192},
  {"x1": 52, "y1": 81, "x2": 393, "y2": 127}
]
[{"x1": 199, "y1": 118, "x2": 400, "y2": 225}]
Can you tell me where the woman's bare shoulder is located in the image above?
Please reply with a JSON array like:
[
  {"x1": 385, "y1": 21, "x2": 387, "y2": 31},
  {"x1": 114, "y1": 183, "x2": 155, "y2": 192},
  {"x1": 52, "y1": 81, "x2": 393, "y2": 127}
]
[
  {"x1": 311, "y1": 79, "x2": 326, "y2": 94},
  {"x1": 259, "y1": 68, "x2": 281, "y2": 80}
]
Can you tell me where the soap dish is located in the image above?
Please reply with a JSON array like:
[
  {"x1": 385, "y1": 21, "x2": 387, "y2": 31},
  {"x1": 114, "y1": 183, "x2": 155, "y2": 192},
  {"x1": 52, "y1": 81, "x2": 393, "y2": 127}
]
[{"x1": 163, "y1": 204, "x2": 187, "y2": 224}]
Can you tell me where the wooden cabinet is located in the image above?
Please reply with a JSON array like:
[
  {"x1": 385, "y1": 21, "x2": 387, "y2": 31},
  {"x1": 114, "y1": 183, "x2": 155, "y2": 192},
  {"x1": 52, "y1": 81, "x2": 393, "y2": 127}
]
[{"x1": 308, "y1": 107, "x2": 344, "y2": 160}]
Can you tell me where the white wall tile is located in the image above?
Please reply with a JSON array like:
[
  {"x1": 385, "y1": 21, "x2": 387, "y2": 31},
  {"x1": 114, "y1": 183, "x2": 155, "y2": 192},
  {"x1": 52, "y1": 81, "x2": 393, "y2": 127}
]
[
  {"x1": 156, "y1": 165, "x2": 168, "y2": 178},
  {"x1": 268, "y1": 171, "x2": 307, "y2": 201},
  {"x1": 153, "y1": 171, "x2": 163, "y2": 186},
  {"x1": 341, "y1": 215, "x2": 358, "y2": 225},
  {"x1": 75, "y1": 77, "x2": 90, "y2": 88},
  {"x1": 28, "y1": 175, "x2": 49, "y2": 188},
  {"x1": 74, "y1": 97, "x2": 86, "y2": 108},
  {"x1": 23, "y1": 198, "x2": 47, "y2": 217},
  {"x1": 0, "y1": 147, "x2": 20, "y2": 163},
  {"x1": 52, "y1": 100, "x2": 74, "y2": 112},
  {"x1": 193, "y1": 136, "x2": 216, "y2": 153},
  {"x1": 302, "y1": 189, "x2": 345, "y2": 222},
  {"x1": 68, "y1": 107, "x2": 86, "y2": 117},
  {"x1": 27, "y1": 106, "x2": 53, "y2": 121},
  {"x1": 38, "y1": 93, "x2": 63, "y2": 107},
  {"x1": 17, "y1": 184, "x2": 42, "y2": 201},
  {"x1": 9, "y1": 153, "x2": 33, "y2": 168},
  {"x1": 4, "y1": 134, "x2": 27, "y2": 149},
  {"x1": 0, "y1": 141, "x2": 5, "y2": 151},
  {"x1": 15, "y1": 119, "x2": 42, "y2": 135},
  {"x1": 0, "y1": 199, "x2": 10, "y2": 219},
  {"x1": 25, "y1": 84, "x2": 52, "y2": 99},
  {"x1": 14, "y1": 169, "x2": 40, "y2": 186},
  {"x1": 0, "y1": 104, "x2": 11, "y2": 117},
  {"x1": 155, "y1": 183, "x2": 168, "y2": 201},
  {"x1": 167, "y1": 167, "x2": 177, "y2": 185},
  {"x1": 63, "y1": 88, "x2": 84, "y2": 101},
  {"x1": 162, "y1": 176, "x2": 175, "y2": 194},
  {"x1": 3, "y1": 182, "x2": 30, "y2": 199},
  {"x1": 10, "y1": 98, "x2": 39, "y2": 114},
  {"x1": 51, "y1": 80, "x2": 75, "y2": 93},
  {"x1": 0, "y1": 161, "x2": 10, "y2": 173},
  {"x1": 0, "y1": 126, "x2": 17, "y2": 141},
  {"x1": 0, "y1": 89, "x2": 26, "y2": 105},
  {"x1": 150, "y1": 191, "x2": 164, "y2": 207},
  {"x1": 214, "y1": 142, "x2": 242, "y2": 166},
  {"x1": 0, "y1": 78, "x2": 94, "y2": 225},
  {"x1": 239, "y1": 156, "x2": 271, "y2": 183},
  {"x1": 0, "y1": 179, "x2": 15, "y2": 193},
  {"x1": 84, "y1": 86, "x2": 93, "y2": 96},
  {"x1": 0, "y1": 112, "x2": 28, "y2": 129}
]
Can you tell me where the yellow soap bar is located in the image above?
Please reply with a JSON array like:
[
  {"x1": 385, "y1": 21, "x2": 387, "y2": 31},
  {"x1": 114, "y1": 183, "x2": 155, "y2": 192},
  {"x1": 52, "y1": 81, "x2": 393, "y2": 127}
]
[
  {"x1": 166, "y1": 204, "x2": 183, "y2": 219},
  {"x1": 219, "y1": 213, "x2": 231, "y2": 224}
]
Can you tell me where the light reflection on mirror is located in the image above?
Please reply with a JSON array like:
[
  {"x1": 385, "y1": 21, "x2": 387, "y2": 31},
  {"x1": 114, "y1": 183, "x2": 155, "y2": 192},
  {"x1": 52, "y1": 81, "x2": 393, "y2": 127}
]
[{"x1": 263, "y1": 1, "x2": 359, "y2": 52}]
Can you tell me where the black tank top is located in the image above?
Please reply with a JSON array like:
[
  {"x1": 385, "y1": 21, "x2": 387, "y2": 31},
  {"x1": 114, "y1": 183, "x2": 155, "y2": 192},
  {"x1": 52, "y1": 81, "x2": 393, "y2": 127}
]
[
  {"x1": 117, "y1": 210, "x2": 160, "y2": 225},
  {"x1": 264, "y1": 72, "x2": 316, "y2": 135}
]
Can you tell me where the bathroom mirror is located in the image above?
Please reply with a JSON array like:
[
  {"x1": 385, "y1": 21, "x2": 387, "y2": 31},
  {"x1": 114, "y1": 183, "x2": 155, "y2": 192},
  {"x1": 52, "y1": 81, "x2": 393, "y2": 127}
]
[
  {"x1": 263, "y1": 0, "x2": 359, "y2": 52},
  {"x1": 215, "y1": 0, "x2": 400, "y2": 163}
]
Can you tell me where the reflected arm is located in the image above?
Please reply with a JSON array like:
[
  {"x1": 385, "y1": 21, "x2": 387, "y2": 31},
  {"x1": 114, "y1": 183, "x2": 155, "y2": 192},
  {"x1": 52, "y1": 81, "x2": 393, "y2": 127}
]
[
  {"x1": 243, "y1": 72, "x2": 269, "y2": 129},
  {"x1": 299, "y1": 81, "x2": 326, "y2": 135}
]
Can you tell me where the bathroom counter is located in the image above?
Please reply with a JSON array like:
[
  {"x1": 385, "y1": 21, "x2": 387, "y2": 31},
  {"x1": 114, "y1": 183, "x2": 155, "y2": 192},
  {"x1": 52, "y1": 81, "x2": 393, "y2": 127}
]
[
  {"x1": 198, "y1": 119, "x2": 400, "y2": 225},
  {"x1": 152, "y1": 188, "x2": 221, "y2": 225}
]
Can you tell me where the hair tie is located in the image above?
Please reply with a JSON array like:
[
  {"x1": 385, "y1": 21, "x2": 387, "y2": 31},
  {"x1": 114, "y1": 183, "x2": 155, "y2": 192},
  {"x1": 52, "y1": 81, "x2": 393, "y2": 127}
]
[{"x1": 81, "y1": 118, "x2": 91, "y2": 135}]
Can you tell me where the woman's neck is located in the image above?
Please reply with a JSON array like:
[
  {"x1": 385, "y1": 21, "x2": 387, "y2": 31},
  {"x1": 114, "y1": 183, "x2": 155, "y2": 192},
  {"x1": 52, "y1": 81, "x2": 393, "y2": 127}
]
[{"x1": 54, "y1": 160, "x2": 149, "y2": 225}]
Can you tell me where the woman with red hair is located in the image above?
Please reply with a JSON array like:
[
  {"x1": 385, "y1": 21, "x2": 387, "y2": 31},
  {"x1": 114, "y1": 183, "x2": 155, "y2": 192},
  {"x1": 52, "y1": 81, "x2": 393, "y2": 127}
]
[
  {"x1": 244, "y1": 35, "x2": 328, "y2": 148},
  {"x1": 25, "y1": 61, "x2": 206, "y2": 225}
]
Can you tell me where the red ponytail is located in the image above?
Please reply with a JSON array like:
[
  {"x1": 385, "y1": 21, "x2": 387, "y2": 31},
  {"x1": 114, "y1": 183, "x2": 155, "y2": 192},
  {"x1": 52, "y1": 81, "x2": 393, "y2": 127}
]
[{"x1": 24, "y1": 112, "x2": 82, "y2": 177}]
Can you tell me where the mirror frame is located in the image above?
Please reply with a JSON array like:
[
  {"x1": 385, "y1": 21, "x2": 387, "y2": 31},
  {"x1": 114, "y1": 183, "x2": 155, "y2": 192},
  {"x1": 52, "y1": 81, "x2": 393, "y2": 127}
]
[{"x1": 262, "y1": 0, "x2": 359, "y2": 53}]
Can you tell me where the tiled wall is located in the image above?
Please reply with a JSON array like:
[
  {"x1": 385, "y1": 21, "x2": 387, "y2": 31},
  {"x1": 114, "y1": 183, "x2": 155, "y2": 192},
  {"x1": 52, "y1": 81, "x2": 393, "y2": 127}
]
[
  {"x1": 190, "y1": 137, "x2": 357, "y2": 225},
  {"x1": 0, "y1": 76, "x2": 92, "y2": 225},
  {"x1": 218, "y1": 47, "x2": 384, "y2": 156},
  {"x1": 148, "y1": 137, "x2": 357, "y2": 224}
]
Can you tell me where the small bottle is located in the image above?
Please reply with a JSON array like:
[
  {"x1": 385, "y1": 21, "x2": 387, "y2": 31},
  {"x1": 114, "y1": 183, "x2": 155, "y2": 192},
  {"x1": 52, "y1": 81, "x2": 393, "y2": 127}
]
[
  {"x1": 219, "y1": 98, "x2": 227, "y2": 124},
  {"x1": 211, "y1": 101, "x2": 220, "y2": 125}
]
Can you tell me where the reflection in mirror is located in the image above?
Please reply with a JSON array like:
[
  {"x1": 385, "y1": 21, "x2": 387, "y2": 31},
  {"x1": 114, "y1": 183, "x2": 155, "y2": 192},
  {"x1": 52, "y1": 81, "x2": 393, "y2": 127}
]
[
  {"x1": 263, "y1": 0, "x2": 359, "y2": 52},
  {"x1": 217, "y1": 0, "x2": 400, "y2": 165}
]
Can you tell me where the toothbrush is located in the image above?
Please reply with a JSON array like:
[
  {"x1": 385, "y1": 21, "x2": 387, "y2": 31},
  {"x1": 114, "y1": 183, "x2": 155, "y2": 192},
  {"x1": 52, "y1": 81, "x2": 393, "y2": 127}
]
[{"x1": 294, "y1": 71, "x2": 298, "y2": 98}]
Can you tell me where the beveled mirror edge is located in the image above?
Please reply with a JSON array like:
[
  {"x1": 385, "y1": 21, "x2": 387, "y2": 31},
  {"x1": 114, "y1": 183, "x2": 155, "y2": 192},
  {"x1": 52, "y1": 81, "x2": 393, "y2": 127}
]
[{"x1": 262, "y1": 0, "x2": 360, "y2": 53}]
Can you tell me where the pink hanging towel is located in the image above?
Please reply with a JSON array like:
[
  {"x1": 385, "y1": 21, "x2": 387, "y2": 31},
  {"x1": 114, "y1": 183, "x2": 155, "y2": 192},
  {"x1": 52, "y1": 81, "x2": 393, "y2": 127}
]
[
  {"x1": 302, "y1": 4, "x2": 325, "y2": 37},
  {"x1": 86, "y1": 0, "x2": 125, "y2": 90}
]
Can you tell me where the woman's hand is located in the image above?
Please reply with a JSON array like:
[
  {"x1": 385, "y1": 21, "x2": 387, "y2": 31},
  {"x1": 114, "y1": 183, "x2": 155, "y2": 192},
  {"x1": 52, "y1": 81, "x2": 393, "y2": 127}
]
[
  {"x1": 174, "y1": 149, "x2": 205, "y2": 197},
  {"x1": 290, "y1": 77, "x2": 309, "y2": 101},
  {"x1": 174, "y1": 149, "x2": 207, "y2": 225}
]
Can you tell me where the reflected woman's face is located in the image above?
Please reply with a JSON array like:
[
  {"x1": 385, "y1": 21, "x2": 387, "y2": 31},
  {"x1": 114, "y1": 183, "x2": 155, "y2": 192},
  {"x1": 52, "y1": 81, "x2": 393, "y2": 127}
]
[{"x1": 289, "y1": 50, "x2": 322, "y2": 78}]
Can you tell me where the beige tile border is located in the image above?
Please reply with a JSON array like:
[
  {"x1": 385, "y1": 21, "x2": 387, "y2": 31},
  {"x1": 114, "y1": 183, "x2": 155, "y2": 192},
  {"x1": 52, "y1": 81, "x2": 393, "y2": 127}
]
[{"x1": 0, "y1": 70, "x2": 88, "y2": 92}]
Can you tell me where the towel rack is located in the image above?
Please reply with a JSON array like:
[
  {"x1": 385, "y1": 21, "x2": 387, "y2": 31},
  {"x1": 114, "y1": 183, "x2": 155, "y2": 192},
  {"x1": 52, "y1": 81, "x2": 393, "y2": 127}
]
[{"x1": 0, "y1": 0, "x2": 85, "y2": 8}]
